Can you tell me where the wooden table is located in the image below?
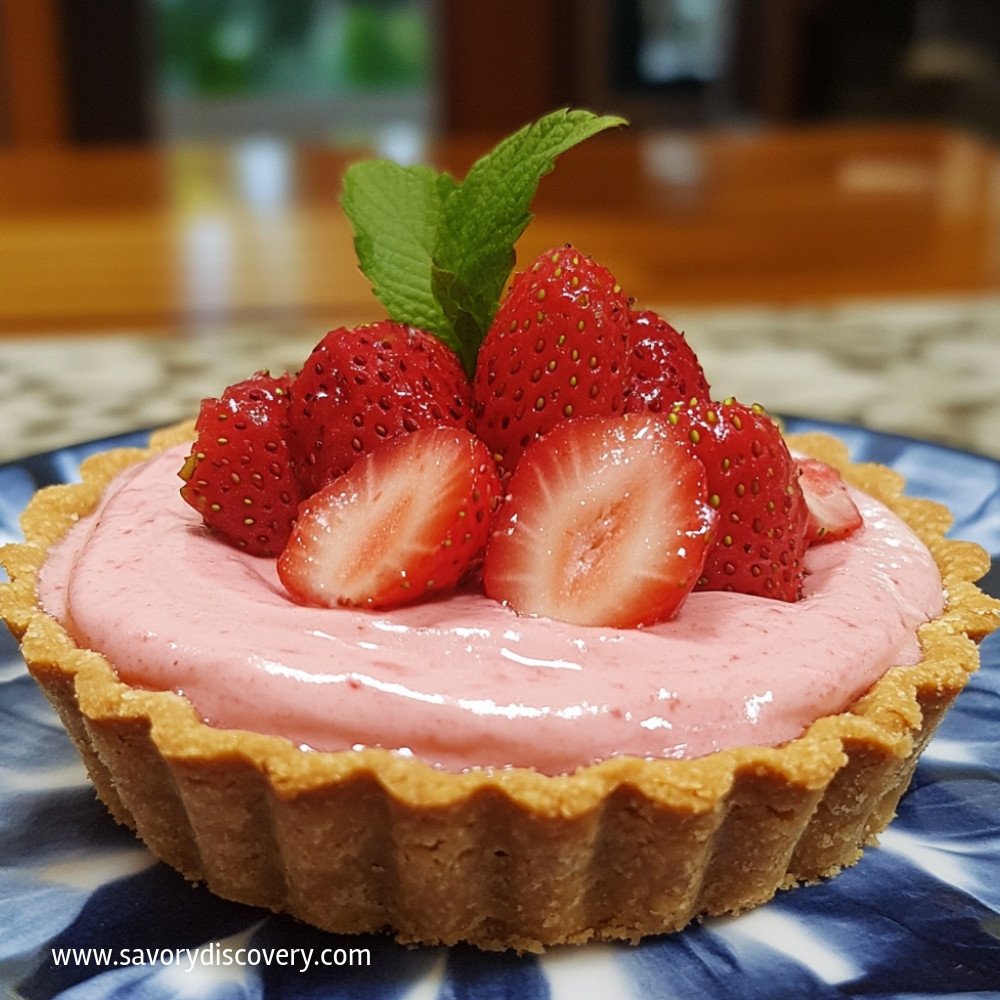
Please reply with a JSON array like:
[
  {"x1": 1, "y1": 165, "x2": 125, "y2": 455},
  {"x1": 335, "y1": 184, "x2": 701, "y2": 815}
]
[{"x1": 1, "y1": 123, "x2": 998, "y2": 334}]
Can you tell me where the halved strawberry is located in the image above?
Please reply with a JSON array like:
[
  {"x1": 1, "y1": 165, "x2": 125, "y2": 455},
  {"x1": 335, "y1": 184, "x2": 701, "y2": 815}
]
[
  {"x1": 179, "y1": 371, "x2": 301, "y2": 556},
  {"x1": 483, "y1": 413, "x2": 717, "y2": 628},
  {"x1": 289, "y1": 321, "x2": 474, "y2": 495},
  {"x1": 278, "y1": 426, "x2": 500, "y2": 609},
  {"x1": 623, "y1": 309, "x2": 710, "y2": 413},
  {"x1": 798, "y1": 458, "x2": 863, "y2": 544},
  {"x1": 669, "y1": 398, "x2": 809, "y2": 601},
  {"x1": 473, "y1": 245, "x2": 631, "y2": 479}
]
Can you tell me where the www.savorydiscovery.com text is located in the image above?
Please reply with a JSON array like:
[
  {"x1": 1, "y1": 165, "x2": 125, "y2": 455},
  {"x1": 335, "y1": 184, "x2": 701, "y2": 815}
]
[{"x1": 50, "y1": 942, "x2": 371, "y2": 974}]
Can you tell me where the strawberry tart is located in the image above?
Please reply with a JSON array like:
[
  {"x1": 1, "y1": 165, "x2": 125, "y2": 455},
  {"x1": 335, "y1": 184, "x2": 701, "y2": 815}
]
[{"x1": 2, "y1": 111, "x2": 998, "y2": 952}]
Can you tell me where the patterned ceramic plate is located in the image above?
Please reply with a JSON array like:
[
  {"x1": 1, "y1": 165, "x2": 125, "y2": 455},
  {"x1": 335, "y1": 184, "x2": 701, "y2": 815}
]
[{"x1": 2, "y1": 419, "x2": 998, "y2": 999}]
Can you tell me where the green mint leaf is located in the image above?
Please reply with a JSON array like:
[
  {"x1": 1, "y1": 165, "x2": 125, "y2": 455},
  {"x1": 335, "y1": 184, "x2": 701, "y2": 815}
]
[
  {"x1": 428, "y1": 266, "x2": 487, "y2": 376},
  {"x1": 341, "y1": 108, "x2": 626, "y2": 375},
  {"x1": 340, "y1": 160, "x2": 458, "y2": 343},
  {"x1": 432, "y1": 108, "x2": 626, "y2": 370}
]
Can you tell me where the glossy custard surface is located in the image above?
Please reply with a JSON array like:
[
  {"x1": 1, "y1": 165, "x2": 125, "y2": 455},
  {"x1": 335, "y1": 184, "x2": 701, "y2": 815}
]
[{"x1": 39, "y1": 446, "x2": 944, "y2": 774}]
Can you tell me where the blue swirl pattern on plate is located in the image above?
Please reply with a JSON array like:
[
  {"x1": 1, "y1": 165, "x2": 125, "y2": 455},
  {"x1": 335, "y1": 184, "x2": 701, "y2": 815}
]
[{"x1": 1, "y1": 420, "x2": 998, "y2": 999}]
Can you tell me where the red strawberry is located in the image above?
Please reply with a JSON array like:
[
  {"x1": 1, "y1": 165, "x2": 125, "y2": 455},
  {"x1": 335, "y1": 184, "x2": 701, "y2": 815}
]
[
  {"x1": 472, "y1": 245, "x2": 631, "y2": 478},
  {"x1": 483, "y1": 413, "x2": 717, "y2": 628},
  {"x1": 623, "y1": 309, "x2": 710, "y2": 413},
  {"x1": 289, "y1": 321, "x2": 474, "y2": 495},
  {"x1": 179, "y1": 371, "x2": 301, "y2": 556},
  {"x1": 278, "y1": 426, "x2": 500, "y2": 609},
  {"x1": 798, "y1": 458, "x2": 863, "y2": 544},
  {"x1": 669, "y1": 399, "x2": 809, "y2": 601}
]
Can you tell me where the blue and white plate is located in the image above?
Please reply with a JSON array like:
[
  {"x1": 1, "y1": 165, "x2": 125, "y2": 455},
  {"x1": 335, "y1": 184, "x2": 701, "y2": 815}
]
[{"x1": 2, "y1": 419, "x2": 999, "y2": 999}]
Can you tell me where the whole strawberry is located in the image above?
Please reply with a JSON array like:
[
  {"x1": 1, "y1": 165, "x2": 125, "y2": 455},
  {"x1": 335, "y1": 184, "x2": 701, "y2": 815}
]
[
  {"x1": 179, "y1": 370, "x2": 301, "y2": 556},
  {"x1": 623, "y1": 309, "x2": 710, "y2": 413},
  {"x1": 472, "y1": 245, "x2": 631, "y2": 478},
  {"x1": 289, "y1": 321, "x2": 474, "y2": 494},
  {"x1": 670, "y1": 398, "x2": 809, "y2": 601}
]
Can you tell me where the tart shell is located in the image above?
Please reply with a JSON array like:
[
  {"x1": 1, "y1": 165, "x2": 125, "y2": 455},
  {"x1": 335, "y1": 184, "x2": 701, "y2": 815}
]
[{"x1": 2, "y1": 426, "x2": 998, "y2": 952}]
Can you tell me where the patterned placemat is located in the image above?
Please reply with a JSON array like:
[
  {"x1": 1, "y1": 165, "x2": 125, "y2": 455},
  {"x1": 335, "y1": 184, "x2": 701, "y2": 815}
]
[{"x1": 1, "y1": 295, "x2": 997, "y2": 463}]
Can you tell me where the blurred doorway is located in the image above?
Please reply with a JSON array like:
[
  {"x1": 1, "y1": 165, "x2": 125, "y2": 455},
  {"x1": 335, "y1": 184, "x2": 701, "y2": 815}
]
[
  {"x1": 0, "y1": 0, "x2": 436, "y2": 148},
  {"x1": 153, "y1": 0, "x2": 435, "y2": 145}
]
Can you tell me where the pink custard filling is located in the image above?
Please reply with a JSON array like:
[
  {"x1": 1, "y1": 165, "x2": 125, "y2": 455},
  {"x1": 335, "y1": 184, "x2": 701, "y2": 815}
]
[{"x1": 39, "y1": 445, "x2": 944, "y2": 775}]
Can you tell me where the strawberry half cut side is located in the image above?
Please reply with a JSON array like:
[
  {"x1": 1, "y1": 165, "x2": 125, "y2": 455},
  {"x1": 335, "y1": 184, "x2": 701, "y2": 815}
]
[
  {"x1": 179, "y1": 370, "x2": 301, "y2": 556},
  {"x1": 483, "y1": 413, "x2": 717, "y2": 629},
  {"x1": 278, "y1": 426, "x2": 500, "y2": 609},
  {"x1": 798, "y1": 458, "x2": 863, "y2": 544}
]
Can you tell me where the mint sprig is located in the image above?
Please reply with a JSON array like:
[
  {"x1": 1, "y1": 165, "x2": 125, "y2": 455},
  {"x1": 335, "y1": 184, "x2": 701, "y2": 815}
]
[{"x1": 341, "y1": 108, "x2": 626, "y2": 375}]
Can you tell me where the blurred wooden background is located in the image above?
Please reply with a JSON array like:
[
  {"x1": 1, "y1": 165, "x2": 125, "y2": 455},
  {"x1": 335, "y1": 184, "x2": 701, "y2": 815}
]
[
  {"x1": 0, "y1": 1, "x2": 998, "y2": 461},
  {"x1": 2, "y1": 1, "x2": 1000, "y2": 332},
  {"x1": 1, "y1": 124, "x2": 998, "y2": 334}
]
